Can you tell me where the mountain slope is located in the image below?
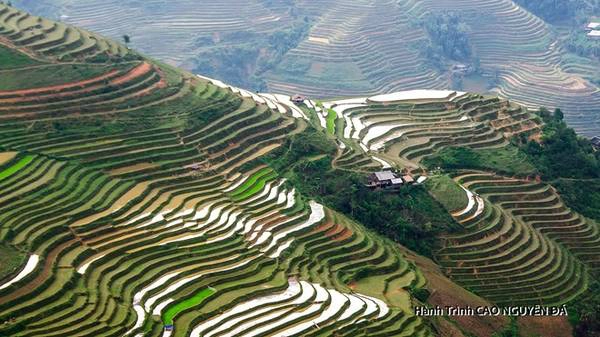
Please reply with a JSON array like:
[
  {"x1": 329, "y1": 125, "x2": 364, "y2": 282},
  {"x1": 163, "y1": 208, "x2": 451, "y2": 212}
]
[
  {"x1": 0, "y1": 5, "x2": 433, "y2": 337},
  {"x1": 1, "y1": 4, "x2": 598, "y2": 337},
  {"x1": 12, "y1": 0, "x2": 600, "y2": 137}
]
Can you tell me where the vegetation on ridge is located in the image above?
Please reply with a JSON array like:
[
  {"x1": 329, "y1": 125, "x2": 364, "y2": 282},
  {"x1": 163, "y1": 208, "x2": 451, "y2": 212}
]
[
  {"x1": 0, "y1": 44, "x2": 40, "y2": 69},
  {"x1": 0, "y1": 244, "x2": 25, "y2": 281},
  {"x1": 255, "y1": 128, "x2": 459, "y2": 258},
  {"x1": 423, "y1": 146, "x2": 537, "y2": 177},
  {"x1": 513, "y1": 0, "x2": 583, "y2": 23},
  {"x1": 421, "y1": 12, "x2": 476, "y2": 67},
  {"x1": 519, "y1": 108, "x2": 600, "y2": 180}
]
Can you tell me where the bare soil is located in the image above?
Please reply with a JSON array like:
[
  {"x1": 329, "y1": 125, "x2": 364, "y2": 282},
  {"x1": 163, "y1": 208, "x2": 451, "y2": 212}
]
[
  {"x1": 110, "y1": 62, "x2": 152, "y2": 86},
  {"x1": 518, "y1": 316, "x2": 573, "y2": 337}
]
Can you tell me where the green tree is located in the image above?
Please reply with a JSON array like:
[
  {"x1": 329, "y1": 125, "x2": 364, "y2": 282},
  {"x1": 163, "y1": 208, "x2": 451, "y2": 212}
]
[
  {"x1": 513, "y1": 0, "x2": 583, "y2": 23},
  {"x1": 553, "y1": 108, "x2": 564, "y2": 121},
  {"x1": 420, "y1": 12, "x2": 478, "y2": 70},
  {"x1": 521, "y1": 108, "x2": 600, "y2": 179}
]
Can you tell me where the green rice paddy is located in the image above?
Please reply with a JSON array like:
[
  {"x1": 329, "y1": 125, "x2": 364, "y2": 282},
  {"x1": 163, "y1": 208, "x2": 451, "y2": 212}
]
[
  {"x1": 230, "y1": 167, "x2": 278, "y2": 201},
  {"x1": 0, "y1": 155, "x2": 34, "y2": 181},
  {"x1": 326, "y1": 109, "x2": 337, "y2": 134},
  {"x1": 162, "y1": 287, "x2": 215, "y2": 325}
]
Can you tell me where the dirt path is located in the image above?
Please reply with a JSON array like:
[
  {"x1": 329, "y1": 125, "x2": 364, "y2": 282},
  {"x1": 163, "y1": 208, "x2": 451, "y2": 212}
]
[
  {"x1": 0, "y1": 79, "x2": 190, "y2": 121},
  {"x1": 518, "y1": 316, "x2": 573, "y2": 337},
  {"x1": 0, "y1": 80, "x2": 122, "y2": 104},
  {"x1": 110, "y1": 62, "x2": 152, "y2": 86}
]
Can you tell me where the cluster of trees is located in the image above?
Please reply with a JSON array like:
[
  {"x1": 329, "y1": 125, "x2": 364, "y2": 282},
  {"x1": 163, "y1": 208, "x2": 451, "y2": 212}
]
[
  {"x1": 513, "y1": 0, "x2": 583, "y2": 23},
  {"x1": 191, "y1": 21, "x2": 308, "y2": 91},
  {"x1": 193, "y1": 45, "x2": 264, "y2": 91},
  {"x1": 420, "y1": 12, "x2": 475, "y2": 69},
  {"x1": 520, "y1": 108, "x2": 600, "y2": 180},
  {"x1": 569, "y1": 278, "x2": 600, "y2": 337},
  {"x1": 564, "y1": 31, "x2": 600, "y2": 60},
  {"x1": 257, "y1": 22, "x2": 309, "y2": 74},
  {"x1": 554, "y1": 179, "x2": 600, "y2": 221}
]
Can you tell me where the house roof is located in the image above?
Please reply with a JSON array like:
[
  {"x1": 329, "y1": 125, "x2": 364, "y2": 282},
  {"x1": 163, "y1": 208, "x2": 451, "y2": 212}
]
[
  {"x1": 589, "y1": 30, "x2": 600, "y2": 37},
  {"x1": 592, "y1": 136, "x2": 600, "y2": 145},
  {"x1": 291, "y1": 94, "x2": 306, "y2": 101},
  {"x1": 402, "y1": 175, "x2": 415, "y2": 183},
  {"x1": 391, "y1": 178, "x2": 404, "y2": 185},
  {"x1": 374, "y1": 171, "x2": 396, "y2": 181}
]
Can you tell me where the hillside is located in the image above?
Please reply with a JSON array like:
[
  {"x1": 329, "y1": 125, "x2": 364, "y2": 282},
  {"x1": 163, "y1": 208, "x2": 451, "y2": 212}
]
[
  {"x1": 1, "y1": 4, "x2": 600, "y2": 337},
  {"x1": 11, "y1": 0, "x2": 600, "y2": 137}
]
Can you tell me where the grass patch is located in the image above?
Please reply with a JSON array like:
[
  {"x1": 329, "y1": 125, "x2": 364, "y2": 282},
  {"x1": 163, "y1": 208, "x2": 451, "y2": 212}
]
[
  {"x1": 425, "y1": 175, "x2": 468, "y2": 212},
  {"x1": 162, "y1": 287, "x2": 215, "y2": 325},
  {"x1": 553, "y1": 178, "x2": 600, "y2": 222},
  {"x1": 326, "y1": 108, "x2": 336, "y2": 134},
  {"x1": 423, "y1": 146, "x2": 537, "y2": 176},
  {"x1": 0, "y1": 63, "x2": 132, "y2": 91},
  {"x1": 0, "y1": 155, "x2": 34, "y2": 181},
  {"x1": 0, "y1": 244, "x2": 25, "y2": 281},
  {"x1": 0, "y1": 45, "x2": 41, "y2": 69}
]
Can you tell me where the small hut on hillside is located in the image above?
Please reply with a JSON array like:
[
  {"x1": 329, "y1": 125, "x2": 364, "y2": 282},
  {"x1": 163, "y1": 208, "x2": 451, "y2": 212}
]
[
  {"x1": 291, "y1": 94, "x2": 306, "y2": 104},
  {"x1": 367, "y1": 171, "x2": 398, "y2": 189},
  {"x1": 367, "y1": 171, "x2": 417, "y2": 190}
]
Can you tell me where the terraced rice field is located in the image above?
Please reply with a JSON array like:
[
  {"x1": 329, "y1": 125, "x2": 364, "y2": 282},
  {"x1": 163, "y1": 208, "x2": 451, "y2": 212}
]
[
  {"x1": 162, "y1": 288, "x2": 215, "y2": 325},
  {"x1": 0, "y1": 154, "x2": 33, "y2": 180},
  {"x1": 1, "y1": 4, "x2": 597, "y2": 336},
  {"x1": 416, "y1": 0, "x2": 600, "y2": 136},
  {"x1": 15, "y1": 0, "x2": 600, "y2": 136},
  {"x1": 322, "y1": 90, "x2": 540, "y2": 172},
  {"x1": 266, "y1": 0, "x2": 447, "y2": 98},
  {"x1": 312, "y1": 91, "x2": 599, "y2": 311},
  {"x1": 0, "y1": 4, "x2": 130, "y2": 62},
  {"x1": 436, "y1": 172, "x2": 599, "y2": 306},
  {"x1": 267, "y1": 0, "x2": 600, "y2": 136},
  {"x1": 0, "y1": 6, "x2": 432, "y2": 336},
  {"x1": 28, "y1": 0, "x2": 294, "y2": 66},
  {"x1": 0, "y1": 149, "x2": 430, "y2": 336}
]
